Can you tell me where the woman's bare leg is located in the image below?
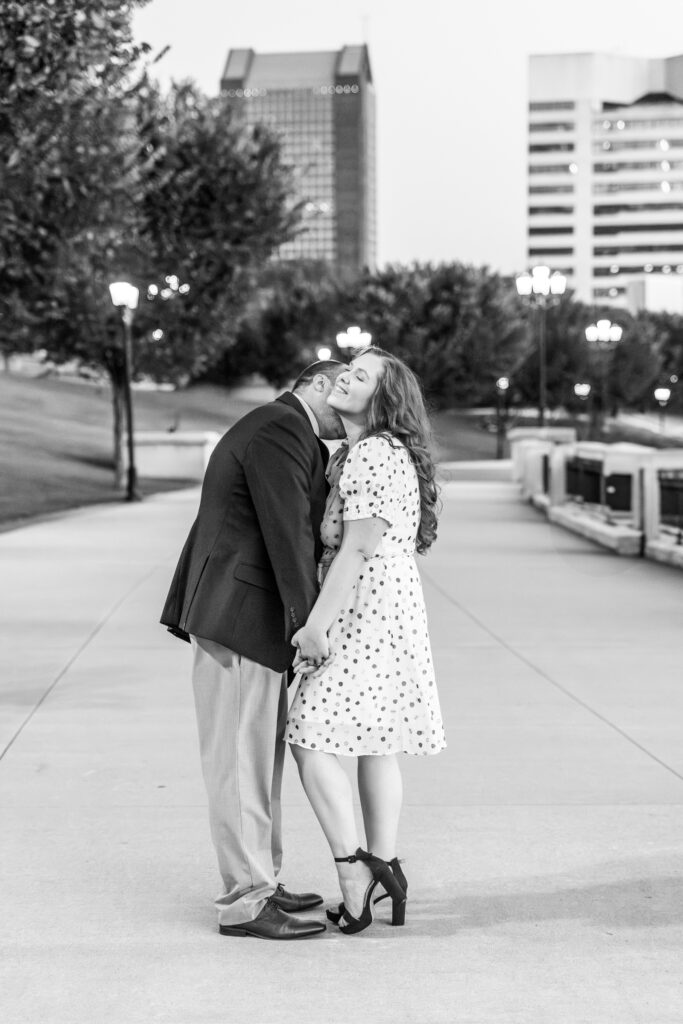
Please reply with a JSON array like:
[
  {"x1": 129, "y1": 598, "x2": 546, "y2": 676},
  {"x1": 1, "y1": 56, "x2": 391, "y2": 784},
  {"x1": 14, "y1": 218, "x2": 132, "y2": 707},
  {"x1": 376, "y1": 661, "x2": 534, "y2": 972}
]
[
  {"x1": 290, "y1": 744, "x2": 371, "y2": 917},
  {"x1": 357, "y1": 754, "x2": 403, "y2": 861}
]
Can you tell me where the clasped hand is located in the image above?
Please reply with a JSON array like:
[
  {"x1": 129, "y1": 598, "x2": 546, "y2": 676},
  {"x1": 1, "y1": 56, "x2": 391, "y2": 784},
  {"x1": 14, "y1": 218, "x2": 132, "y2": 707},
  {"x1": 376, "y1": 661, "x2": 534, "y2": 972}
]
[{"x1": 292, "y1": 622, "x2": 332, "y2": 677}]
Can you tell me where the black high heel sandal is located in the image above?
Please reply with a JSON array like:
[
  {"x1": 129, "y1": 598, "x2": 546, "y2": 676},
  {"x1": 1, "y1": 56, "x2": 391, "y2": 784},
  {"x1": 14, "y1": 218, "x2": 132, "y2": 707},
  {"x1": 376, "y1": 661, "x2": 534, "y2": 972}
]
[
  {"x1": 332, "y1": 849, "x2": 407, "y2": 935},
  {"x1": 327, "y1": 856, "x2": 408, "y2": 927}
]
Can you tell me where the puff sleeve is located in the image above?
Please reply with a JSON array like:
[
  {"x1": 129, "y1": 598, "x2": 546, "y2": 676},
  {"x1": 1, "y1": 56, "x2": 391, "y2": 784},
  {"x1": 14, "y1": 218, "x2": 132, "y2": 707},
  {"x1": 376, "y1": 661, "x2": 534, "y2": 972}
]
[{"x1": 339, "y1": 435, "x2": 397, "y2": 525}]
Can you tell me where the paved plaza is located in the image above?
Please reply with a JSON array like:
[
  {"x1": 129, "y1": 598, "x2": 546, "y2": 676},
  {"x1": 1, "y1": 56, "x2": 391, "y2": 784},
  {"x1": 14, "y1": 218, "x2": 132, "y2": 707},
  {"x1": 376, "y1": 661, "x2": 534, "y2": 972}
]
[{"x1": 1, "y1": 477, "x2": 682, "y2": 1024}]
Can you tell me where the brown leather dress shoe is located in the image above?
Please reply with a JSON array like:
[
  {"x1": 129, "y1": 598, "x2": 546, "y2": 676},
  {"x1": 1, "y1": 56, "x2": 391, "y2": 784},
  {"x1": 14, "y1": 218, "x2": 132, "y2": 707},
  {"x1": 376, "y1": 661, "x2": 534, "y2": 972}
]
[
  {"x1": 270, "y1": 883, "x2": 324, "y2": 913},
  {"x1": 219, "y1": 898, "x2": 325, "y2": 940}
]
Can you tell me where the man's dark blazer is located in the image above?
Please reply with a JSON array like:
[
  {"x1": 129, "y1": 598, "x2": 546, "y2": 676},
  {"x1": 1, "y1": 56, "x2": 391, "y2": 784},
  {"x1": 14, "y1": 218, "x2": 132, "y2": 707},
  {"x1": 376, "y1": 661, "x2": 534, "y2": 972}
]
[{"x1": 160, "y1": 392, "x2": 328, "y2": 673}]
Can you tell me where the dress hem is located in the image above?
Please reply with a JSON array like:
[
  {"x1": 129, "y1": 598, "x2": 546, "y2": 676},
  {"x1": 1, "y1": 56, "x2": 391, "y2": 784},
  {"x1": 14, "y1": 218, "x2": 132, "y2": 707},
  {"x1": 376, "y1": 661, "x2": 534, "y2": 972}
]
[{"x1": 287, "y1": 736, "x2": 446, "y2": 758}]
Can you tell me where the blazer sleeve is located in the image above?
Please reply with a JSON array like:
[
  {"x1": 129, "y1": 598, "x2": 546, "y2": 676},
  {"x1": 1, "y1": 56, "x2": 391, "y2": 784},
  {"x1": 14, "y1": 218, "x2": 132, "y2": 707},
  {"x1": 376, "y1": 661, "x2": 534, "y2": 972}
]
[{"x1": 242, "y1": 413, "x2": 320, "y2": 640}]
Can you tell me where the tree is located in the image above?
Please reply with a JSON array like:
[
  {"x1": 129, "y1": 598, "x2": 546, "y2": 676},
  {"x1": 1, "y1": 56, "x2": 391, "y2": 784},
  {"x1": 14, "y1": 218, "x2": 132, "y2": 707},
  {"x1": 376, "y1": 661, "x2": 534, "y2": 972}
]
[
  {"x1": 0, "y1": 0, "x2": 152, "y2": 366},
  {"x1": 132, "y1": 82, "x2": 306, "y2": 385},
  {"x1": 336, "y1": 263, "x2": 527, "y2": 408},
  {"x1": 1, "y1": 8, "x2": 304, "y2": 482}
]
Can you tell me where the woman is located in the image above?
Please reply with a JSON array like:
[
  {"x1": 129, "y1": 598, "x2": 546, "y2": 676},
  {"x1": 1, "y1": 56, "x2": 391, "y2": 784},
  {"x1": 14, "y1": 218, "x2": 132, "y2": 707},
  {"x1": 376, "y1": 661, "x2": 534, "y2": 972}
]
[{"x1": 286, "y1": 346, "x2": 445, "y2": 935}]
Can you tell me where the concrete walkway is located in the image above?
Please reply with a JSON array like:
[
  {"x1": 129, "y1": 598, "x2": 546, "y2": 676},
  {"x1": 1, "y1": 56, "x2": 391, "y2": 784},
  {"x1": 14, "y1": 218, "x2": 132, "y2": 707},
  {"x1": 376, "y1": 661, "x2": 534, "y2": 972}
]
[{"x1": 1, "y1": 481, "x2": 682, "y2": 1024}]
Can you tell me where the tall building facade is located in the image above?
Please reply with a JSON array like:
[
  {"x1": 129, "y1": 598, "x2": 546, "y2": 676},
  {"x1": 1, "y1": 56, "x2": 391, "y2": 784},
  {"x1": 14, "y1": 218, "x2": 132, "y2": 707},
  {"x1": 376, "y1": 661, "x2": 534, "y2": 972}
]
[
  {"x1": 527, "y1": 53, "x2": 683, "y2": 310},
  {"x1": 221, "y1": 45, "x2": 376, "y2": 278}
]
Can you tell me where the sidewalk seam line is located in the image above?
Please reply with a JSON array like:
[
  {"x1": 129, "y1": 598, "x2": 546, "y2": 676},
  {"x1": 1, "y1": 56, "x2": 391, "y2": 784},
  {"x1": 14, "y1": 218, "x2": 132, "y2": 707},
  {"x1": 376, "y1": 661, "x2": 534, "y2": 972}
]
[
  {"x1": 0, "y1": 566, "x2": 159, "y2": 764},
  {"x1": 421, "y1": 569, "x2": 683, "y2": 786}
]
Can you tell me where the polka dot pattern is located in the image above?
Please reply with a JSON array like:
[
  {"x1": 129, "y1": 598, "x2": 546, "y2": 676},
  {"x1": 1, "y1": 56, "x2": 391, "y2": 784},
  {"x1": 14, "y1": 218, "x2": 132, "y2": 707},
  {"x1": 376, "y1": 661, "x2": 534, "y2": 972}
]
[{"x1": 287, "y1": 434, "x2": 446, "y2": 757}]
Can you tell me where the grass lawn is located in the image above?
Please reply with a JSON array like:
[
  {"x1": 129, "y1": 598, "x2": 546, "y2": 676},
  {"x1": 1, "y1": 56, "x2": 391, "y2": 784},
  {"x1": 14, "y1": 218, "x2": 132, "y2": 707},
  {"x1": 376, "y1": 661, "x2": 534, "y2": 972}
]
[{"x1": 0, "y1": 371, "x2": 501, "y2": 528}]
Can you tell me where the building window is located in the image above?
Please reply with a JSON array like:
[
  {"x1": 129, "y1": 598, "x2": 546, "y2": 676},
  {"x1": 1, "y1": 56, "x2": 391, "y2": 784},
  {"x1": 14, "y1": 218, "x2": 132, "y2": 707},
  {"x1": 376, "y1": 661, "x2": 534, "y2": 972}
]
[
  {"x1": 529, "y1": 226, "x2": 574, "y2": 235},
  {"x1": 593, "y1": 202, "x2": 683, "y2": 215},
  {"x1": 529, "y1": 163, "x2": 575, "y2": 174},
  {"x1": 529, "y1": 206, "x2": 574, "y2": 215},
  {"x1": 528, "y1": 247, "x2": 574, "y2": 256},
  {"x1": 529, "y1": 143, "x2": 575, "y2": 153},
  {"x1": 594, "y1": 159, "x2": 683, "y2": 173},
  {"x1": 529, "y1": 101, "x2": 575, "y2": 111},
  {"x1": 597, "y1": 117, "x2": 683, "y2": 131},
  {"x1": 529, "y1": 184, "x2": 574, "y2": 194},
  {"x1": 593, "y1": 287, "x2": 626, "y2": 298},
  {"x1": 593, "y1": 222, "x2": 683, "y2": 235},
  {"x1": 593, "y1": 180, "x2": 683, "y2": 194},
  {"x1": 594, "y1": 243, "x2": 683, "y2": 255},
  {"x1": 593, "y1": 263, "x2": 683, "y2": 275},
  {"x1": 529, "y1": 122, "x2": 575, "y2": 133},
  {"x1": 593, "y1": 139, "x2": 668, "y2": 152}
]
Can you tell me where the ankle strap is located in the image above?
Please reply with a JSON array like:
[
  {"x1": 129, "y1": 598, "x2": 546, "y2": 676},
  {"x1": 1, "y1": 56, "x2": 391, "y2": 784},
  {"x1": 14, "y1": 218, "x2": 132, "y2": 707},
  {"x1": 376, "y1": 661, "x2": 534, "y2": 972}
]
[{"x1": 334, "y1": 847, "x2": 376, "y2": 865}]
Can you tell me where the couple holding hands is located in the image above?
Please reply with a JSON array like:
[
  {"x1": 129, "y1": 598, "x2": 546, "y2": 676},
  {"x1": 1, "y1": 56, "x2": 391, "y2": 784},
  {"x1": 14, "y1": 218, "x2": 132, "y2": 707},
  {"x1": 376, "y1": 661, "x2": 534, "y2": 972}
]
[{"x1": 161, "y1": 346, "x2": 445, "y2": 939}]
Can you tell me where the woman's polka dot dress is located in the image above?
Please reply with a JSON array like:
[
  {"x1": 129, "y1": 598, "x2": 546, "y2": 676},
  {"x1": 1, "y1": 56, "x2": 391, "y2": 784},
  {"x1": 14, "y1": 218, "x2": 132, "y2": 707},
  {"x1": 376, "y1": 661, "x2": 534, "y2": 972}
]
[{"x1": 287, "y1": 433, "x2": 446, "y2": 757}]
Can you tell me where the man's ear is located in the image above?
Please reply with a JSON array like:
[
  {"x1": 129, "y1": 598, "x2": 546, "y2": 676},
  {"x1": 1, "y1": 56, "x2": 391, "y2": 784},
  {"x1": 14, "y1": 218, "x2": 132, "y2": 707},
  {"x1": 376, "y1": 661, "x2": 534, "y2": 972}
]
[{"x1": 313, "y1": 373, "x2": 329, "y2": 392}]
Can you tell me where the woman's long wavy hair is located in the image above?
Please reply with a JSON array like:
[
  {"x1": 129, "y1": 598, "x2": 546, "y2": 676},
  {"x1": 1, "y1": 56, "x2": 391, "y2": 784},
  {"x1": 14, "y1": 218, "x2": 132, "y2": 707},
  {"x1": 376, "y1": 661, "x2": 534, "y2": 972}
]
[{"x1": 359, "y1": 347, "x2": 440, "y2": 554}]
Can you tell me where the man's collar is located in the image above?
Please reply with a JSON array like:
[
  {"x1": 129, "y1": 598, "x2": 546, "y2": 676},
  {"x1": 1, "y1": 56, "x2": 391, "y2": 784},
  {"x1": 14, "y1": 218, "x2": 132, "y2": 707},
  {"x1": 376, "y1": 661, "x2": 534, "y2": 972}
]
[{"x1": 291, "y1": 393, "x2": 319, "y2": 437}]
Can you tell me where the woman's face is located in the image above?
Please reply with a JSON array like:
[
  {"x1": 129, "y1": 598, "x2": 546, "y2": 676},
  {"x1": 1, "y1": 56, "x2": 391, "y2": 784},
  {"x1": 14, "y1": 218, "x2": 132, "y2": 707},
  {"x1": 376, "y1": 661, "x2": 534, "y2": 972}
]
[{"x1": 327, "y1": 351, "x2": 385, "y2": 422}]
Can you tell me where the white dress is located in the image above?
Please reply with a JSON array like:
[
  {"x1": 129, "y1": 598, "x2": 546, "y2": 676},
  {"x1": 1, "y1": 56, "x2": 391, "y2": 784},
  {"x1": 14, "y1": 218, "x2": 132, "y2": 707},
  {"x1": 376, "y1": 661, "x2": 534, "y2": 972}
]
[{"x1": 287, "y1": 433, "x2": 446, "y2": 757}]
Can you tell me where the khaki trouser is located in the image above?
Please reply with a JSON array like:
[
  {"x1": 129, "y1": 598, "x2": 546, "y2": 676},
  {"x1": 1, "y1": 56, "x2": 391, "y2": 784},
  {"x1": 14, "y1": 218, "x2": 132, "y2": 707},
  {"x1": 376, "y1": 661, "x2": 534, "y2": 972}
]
[{"x1": 191, "y1": 636, "x2": 287, "y2": 926}]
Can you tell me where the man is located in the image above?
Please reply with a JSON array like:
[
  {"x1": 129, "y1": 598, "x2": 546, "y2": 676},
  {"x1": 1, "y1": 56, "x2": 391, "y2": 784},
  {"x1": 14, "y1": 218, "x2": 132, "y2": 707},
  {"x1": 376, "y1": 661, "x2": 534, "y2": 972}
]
[{"x1": 161, "y1": 360, "x2": 345, "y2": 940}]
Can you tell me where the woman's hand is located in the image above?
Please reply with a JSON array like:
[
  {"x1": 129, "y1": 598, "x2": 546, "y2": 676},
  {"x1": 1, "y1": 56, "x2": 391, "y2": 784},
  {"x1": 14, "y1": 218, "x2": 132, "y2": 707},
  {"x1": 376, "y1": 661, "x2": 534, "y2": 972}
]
[{"x1": 292, "y1": 622, "x2": 330, "y2": 670}]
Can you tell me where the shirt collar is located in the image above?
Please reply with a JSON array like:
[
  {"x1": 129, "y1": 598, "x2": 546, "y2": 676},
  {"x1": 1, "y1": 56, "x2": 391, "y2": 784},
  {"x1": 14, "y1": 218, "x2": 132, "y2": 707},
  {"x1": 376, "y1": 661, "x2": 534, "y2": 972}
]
[{"x1": 292, "y1": 393, "x2": 319, "y2": 437}]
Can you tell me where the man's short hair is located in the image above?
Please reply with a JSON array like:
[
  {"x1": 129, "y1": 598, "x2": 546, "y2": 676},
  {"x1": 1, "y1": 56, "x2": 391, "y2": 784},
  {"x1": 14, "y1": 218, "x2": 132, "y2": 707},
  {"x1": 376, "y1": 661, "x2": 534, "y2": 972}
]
[{"x1": 292, "y1": 360, "x2": 346, "y2": 391}]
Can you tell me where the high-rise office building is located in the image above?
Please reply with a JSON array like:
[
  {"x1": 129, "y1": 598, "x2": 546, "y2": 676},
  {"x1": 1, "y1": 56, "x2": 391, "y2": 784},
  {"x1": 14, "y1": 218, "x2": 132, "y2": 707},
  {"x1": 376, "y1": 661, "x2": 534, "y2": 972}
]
[
  {"x1": 221, "y1": 45, "x2": 376, "y2": 278},
  {"x1": 527, "y1": 53, "x2": 683, "y2": 311}
]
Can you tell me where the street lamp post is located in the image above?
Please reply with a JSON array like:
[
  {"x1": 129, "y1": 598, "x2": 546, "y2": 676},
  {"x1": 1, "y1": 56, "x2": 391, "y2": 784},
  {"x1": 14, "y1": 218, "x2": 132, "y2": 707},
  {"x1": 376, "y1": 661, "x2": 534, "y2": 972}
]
[
  {"x1": 109, "y1": 281, "x2": 141, "y2": 502},
  {"x1": 495, "y1": 376, "x2": 510, "y2": 459},
  {"x1": 335, "y1": 325, "x2": 372, "y2": 352},
  {"x1": 584, "y1": 319, "x2": 623, "y2": 439},
  {"x1": 573, "y1": 382, "x2": 592, "y2": 440},
  {"x1": 654, "y1": 386, "x2": 672, "y2": 433},
  {"x1": 515, "y1": 265, "x2": 566, "y2": 427}
]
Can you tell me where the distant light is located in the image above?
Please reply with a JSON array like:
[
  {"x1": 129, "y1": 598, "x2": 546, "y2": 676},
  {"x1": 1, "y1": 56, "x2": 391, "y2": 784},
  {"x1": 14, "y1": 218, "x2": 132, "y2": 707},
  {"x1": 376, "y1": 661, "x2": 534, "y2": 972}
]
[
  {"x1": 178, "y1": 283, "x2": 190, "y2": 294},
  {"x1": 336, "y1": 325, "x2": 372, "y2": 350},
  {"x1": 661, "y1": 160, "x2": 671, "y2": 172},
  {"x1": 663, "y1": 264, "x2": 672, "y2": 274},
  {"x1": 671, "y1": 374, "x2": 679, "y2": 384},
  {"x1": 152, "y1": 329, "x2": 164, "y2": 341},
  {"x1": 160, "y1": 288, "x2": 173, "y2": 300},
  {"x1": 661, "y1": 181, "x2": 672, "y2": 193},
  {"x1": 496, "y1": 376, "x2": 510, "y2": 392},
  {"x1": 147, "y1": 284, "x2": 159, "y2": 297},
  {"x1": 610, "y1": 264, "x2": 619, "y2": 275},
  {"x1": 317, "y1": 346, "x2": 332, "y2": 360},
  {"x1": 109, "y1": 281, "x2": 139, "y2": 310},
  {"x1": 659, "y1": 139, "x2": 670, "y2": 151},
  {"x1": 549, "y1": 271, "x2": 566, "y2": 295},
  {"x1": 574, "y1": 382, "x2": 591, "y2": 400},
  {"x1": 165, "y1": 275, "x2": 179, "y2": 290},
  {"x1": 616, "y1": 119, "x2": 625, "y2": 130},
  {"x1": 644, "y1": 263, "x2": 654, "y2": 272},
  {"x1": 568, "y1": 162, "x2": 578, "y2": 174},
  {"x1": 654, "y1": 387, "x2": 671, "y2": 405},
  {"x1": 515, "y1": 272, "x2": 533, "y2": 296},
  {"x1": 586, "y1": 319, "x2": 622, "y2": 345}
]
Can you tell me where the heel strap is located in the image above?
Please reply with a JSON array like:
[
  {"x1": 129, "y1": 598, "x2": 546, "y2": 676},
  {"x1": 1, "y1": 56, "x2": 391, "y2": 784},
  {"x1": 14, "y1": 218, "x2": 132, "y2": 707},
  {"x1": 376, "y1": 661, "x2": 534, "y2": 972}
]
[{"x1": 334, "y1": 854, "x2": 359, "y2": 863}]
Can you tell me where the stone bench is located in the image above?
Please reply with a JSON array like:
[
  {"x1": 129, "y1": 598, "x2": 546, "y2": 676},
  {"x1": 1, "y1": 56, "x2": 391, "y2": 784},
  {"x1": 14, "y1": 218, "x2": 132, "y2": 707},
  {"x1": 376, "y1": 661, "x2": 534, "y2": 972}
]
[{"x1": 130, "y1": 431, "x2": 221, "y2": 480}]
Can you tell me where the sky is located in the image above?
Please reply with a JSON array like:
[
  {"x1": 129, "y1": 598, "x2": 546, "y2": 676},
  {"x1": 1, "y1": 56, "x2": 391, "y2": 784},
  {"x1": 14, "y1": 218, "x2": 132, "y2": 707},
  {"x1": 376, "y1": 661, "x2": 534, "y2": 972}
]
[{"x1": 132, "y1": 0, "x2": 682, "y2": 274}]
